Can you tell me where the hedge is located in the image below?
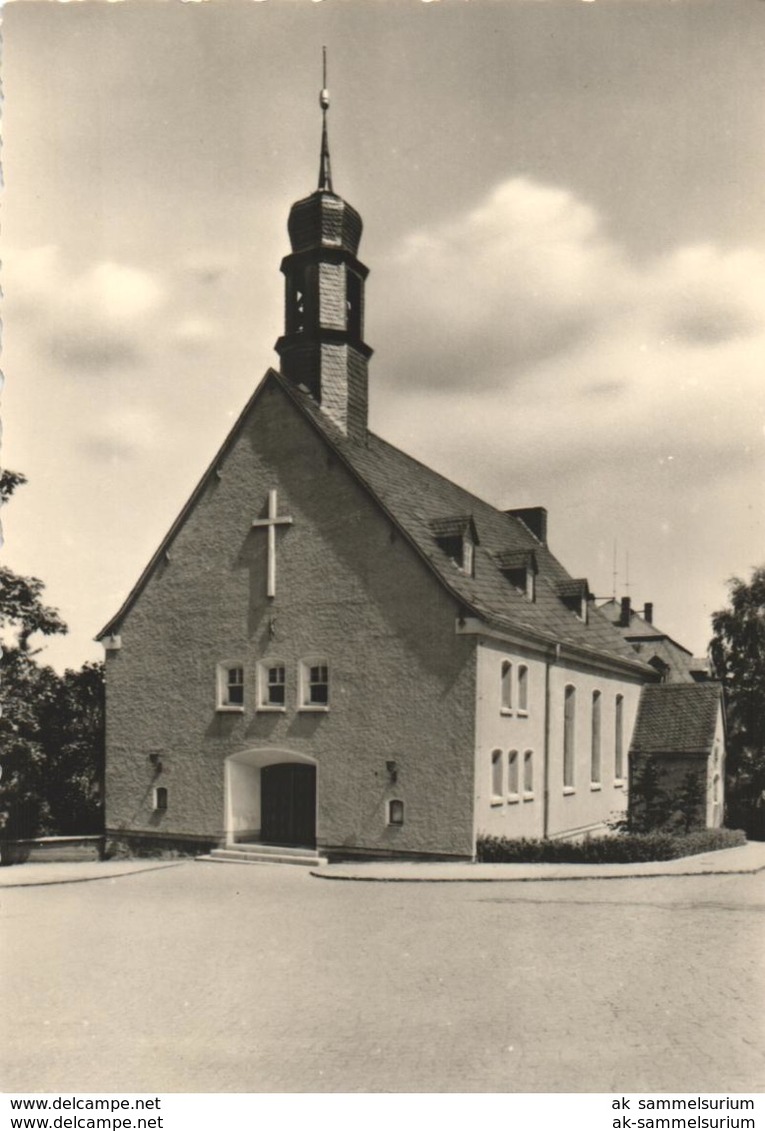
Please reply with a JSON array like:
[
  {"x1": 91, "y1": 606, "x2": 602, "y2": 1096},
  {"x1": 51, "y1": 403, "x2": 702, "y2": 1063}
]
[{"x1": 476, "y1": 827, "x2": 747, "y2": 864}]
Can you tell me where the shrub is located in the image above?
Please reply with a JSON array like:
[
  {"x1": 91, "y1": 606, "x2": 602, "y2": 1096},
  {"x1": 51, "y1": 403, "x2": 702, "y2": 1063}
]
[{"x1": 476, "y1": 827, "x2": 746, "y2": 865}]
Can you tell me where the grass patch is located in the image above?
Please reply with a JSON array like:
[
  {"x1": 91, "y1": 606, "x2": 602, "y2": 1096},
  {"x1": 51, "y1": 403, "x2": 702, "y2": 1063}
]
[{"x1": 476, "y1": 827, "x2": 747, "y2": 864}]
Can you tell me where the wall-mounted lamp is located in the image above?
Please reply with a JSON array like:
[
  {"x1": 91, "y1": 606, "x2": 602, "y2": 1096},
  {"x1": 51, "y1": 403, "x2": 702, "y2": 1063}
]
[
  {"x1": 385, "y1": 760, "x2": 398, "y2": 785},
  {"x1": 149, "y1": 752, "x2": 163, "y2": 774}
]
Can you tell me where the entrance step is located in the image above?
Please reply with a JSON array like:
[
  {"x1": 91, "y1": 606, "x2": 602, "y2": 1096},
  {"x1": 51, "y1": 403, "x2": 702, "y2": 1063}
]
[{"x1": 197, "y1": 843, "x2": 327, "y2": 868}]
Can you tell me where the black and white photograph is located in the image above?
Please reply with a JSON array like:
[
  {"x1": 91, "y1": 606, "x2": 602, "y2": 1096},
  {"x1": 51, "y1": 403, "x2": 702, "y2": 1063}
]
[{"x1": 1, "y1": 0, "x2": 764, "y2": 1105}]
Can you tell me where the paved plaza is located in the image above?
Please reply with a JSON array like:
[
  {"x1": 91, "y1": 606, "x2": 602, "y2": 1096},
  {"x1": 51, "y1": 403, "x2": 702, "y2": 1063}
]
[{"x1": 2, "y1": 862, "x2": 763, "y2": 1093}]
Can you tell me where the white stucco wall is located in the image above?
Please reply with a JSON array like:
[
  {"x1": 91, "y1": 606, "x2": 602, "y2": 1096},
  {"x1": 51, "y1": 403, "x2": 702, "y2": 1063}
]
[
  {"x1": 474, "y1": 634, "x2": 645, "y2": 841},
  {"x1": 474, "y1": 638, "x2": 547, "y2": 839},
  {"x1": 546, "y1": 662, "x2": 642, "y2": 837}
]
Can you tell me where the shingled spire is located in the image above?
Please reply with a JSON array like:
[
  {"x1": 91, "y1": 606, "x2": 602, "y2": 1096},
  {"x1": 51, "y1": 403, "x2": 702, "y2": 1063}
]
[{"x1": 275, "y1": 51, "x2": 373, "y2": 440}]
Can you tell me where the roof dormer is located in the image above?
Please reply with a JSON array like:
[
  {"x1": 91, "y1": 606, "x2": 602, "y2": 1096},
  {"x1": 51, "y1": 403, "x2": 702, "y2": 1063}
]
[
  {"x1": 557, "y1": 578, "x2": 591, "y2": 622},
  {"x1": 494, "y1": 549, "x2": 538, "y2": 601},
  {"x1": 430, "y1": 515, "x2": 479, "y2": 577}
]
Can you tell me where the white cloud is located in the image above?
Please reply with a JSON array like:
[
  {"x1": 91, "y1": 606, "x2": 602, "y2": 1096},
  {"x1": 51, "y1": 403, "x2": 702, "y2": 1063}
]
[
  {"x1": 374, "y1": 176, "x2": 765, "y2": 480},
  {"x1": 4, "y1": 247, "x2": 165, "y2": 372}
]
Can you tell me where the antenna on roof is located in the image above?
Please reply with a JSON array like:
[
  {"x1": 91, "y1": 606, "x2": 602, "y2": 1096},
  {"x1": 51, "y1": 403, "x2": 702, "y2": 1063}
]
[
  {"x1": 611, "y1": 539, "x2": 618, "y2": 601},
  {"x1": 625, "y1": 549, "x2": 631, "y2": 597},
  {"x1": 318, "y1": 46, "x2": 333, "y2": 193}
]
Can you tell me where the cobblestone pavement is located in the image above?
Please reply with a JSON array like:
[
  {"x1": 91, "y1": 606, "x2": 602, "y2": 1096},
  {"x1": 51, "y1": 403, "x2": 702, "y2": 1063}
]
[{"x1": 2, "y1": 863, "x2": 763, "y2": 1093}]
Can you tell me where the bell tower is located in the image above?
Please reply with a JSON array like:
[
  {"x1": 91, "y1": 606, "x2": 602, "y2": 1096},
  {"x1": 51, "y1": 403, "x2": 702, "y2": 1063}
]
[{"x1": 275, "y1": 53, "x2": 373, "y2": 440}]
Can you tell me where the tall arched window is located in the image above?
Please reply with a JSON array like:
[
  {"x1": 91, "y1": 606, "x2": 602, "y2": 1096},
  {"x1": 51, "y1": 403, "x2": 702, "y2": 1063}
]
[
  {"x1": 523, "y1": 750, "x2": 534, "y2": 797},
  {"x1": 563, "y1": 685, "x2": 576, "y2": 789},
  {"x1": 501, "y1": 661, "x2": 513, "y2": 713},
  {"x1": 491, "y1": 749, "x2": 503, "y2": 802},
  {"x1": 517, "y1": 665, "x2": 529, "y2": 713},
  {"x1": 615, "y1": 694, "x2": 624, "y2": 781},
  {"x1": 591, "y1": 690, "x2": 602, "y2": 785},
  {"x1": 507, "y1": 750, "x2": 519, "y2": 798}
]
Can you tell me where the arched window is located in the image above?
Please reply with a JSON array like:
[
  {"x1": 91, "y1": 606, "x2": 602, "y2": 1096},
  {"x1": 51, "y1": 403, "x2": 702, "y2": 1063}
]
[
  {"x1": 153, "y1": 786, "x2": 168, "y2": 812},
  {"x1": 615, "y1": 695, "x2": 624, "y2": 781},
  {"x1": 563, "y1": 685, "x2": 576, "y2": 790},
  {"x1": 591, "y1": 690, "x2": 602, "y2": 786},
  {"x1": 523, "y1": 750, "x2": 534, "y2": 797},
  {"x1": 507, "y1": 750, "x2": 519, "y2": 798},
  {"x1": 491, "y1": 749, "x2": 503, "y2": 803},
  {"x1": 501, "y1": 661, "x2": 513, "y2": 713},
  {"x1": 517, "y1": 665, "x2": 529, "y2": 713}
]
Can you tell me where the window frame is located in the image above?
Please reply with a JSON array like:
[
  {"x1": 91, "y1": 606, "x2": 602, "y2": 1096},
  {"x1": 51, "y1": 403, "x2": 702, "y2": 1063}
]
[
  {"x1": 517, "y1": 664, "x2": 529, "y2": 715},
  {"x1": 491, "y1": 749, "x2": 504, "y2": 805},
  {"x1": 387, "y1": 799, "x2": 405, "y2": 827},
  {"x1": 217, "y1": 661, "x2": 245, "y2": 713},
  {"x1": 507, "y1": 749, "x2": 520, "y2": 802},
  {"x1": 563, "y1": 684, "x2": 576, "y2": 792},
  {"x1": 500, "y1": 660, "x2": 513, "y2": 714},
  {"x1": 614, "y1": 694, "x2": 625, "y2": 785},
  {"x1": 523, "y1": 749, "x2": 534, "y2": 799},
  {"x1": 299, "y1": 657, "x2": 330, "y2": 712},
  {"x1": 256, "y1": 659, "x2": 287, "y2": 712},
  {"x1": 153, "y1": 786, "x2": 168, "y2": 812},
  {"x1": 590, "y1": 689, "x2": 602, "y2": 789}
]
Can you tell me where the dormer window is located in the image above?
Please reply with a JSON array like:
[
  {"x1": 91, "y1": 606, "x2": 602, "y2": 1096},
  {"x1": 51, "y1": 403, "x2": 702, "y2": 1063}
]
[
  {"x1": 556, "y1": 579, "x2": 590, "y2": 623},
  {"x1": 430, "y1": 516, "x2": 478, "y2": 578},
  {"x1": 495, "y1": 550, "x2": 537, "y2": 601}
]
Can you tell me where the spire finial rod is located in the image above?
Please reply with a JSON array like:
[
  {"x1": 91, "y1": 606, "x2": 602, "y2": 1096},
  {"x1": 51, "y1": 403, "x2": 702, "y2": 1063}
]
[{"x1": 318, "y1": 46, "x2": 333, "y2": 193}]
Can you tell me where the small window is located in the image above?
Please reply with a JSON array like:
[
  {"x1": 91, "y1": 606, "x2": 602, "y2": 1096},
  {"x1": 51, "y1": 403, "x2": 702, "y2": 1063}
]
[
  {"x1": 517, "y1": 665, "x2": 529, "y2": 713},
  {"x1": 388, "y1": 799, "x2": 404, "y2": 826},
  {"x1": 258, "y1": 661, "x2": 286, "y2": 710},
  {"x1": 501, "y1": 660, "x2": 513, "y2": 713},
  {"x1": 563, "y1": 685, "x2": 576, "y2": 790},
  {"x1": 438, "y1": 534, "x2": 474, "y2": 575},
  {"x1": 591, "y1": 690, "x2": 602, "y2": 786},
  {"x1": 491, "y1": 749, "x2": 503, "y2": 803},
  {"x1": 153, "y1": 786, "x2": 168, "y2": 812},
  {"x1": 615, "y1": 694, "x2": 624, "y2": 781},
  {"x1": 300, "y1": 658, "x2": 329, "y2": 710},
  {"x1": 507, "y1": 750, "x2": 519, "y2": 799},
  {"x1": 218, "y1": 663, "x2": 245, "y2": 711},
  {"x1": 523, "y1": 750, "x2": 534, "y2": 797}
]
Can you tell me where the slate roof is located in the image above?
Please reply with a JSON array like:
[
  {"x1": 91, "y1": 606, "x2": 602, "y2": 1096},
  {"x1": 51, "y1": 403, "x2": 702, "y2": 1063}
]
[
  {"x1": 279, "y1": 375, "x2": 649, "y2": 671},
  {"x1": 630, "y1": 683, "x2": 722, "y2": 754},
  {"x1": 98, "y1": 369, "x2": 652, "y2": 675},
  {"x1": 493, "y1": 549, "x2": 537, "y2": 574}
]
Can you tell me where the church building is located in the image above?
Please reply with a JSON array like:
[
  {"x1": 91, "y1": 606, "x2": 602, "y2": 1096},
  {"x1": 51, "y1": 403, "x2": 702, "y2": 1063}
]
[{"x1": 100, "y1": 85, "x2": 688, "y2": 862}]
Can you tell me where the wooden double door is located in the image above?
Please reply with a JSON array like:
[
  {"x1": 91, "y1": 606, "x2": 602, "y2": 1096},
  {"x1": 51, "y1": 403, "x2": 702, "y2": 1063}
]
[{"x1": 261, "y1": 763, "x2": 316, "y2": 848}]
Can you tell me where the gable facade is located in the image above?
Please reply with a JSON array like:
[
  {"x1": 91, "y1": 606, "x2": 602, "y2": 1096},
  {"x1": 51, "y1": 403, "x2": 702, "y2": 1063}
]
[{"x1": 104, "y1": 379, "x2": 479, "y2": 858}]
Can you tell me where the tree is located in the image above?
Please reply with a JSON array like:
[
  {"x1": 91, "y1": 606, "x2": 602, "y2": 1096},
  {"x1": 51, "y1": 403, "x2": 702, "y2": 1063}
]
[
  {"x1": 0, "y1": 469, "x2": 104, "y2": 843},
  {"x1": 710, "y1": 566, "x2": 765, "y2": 835}
]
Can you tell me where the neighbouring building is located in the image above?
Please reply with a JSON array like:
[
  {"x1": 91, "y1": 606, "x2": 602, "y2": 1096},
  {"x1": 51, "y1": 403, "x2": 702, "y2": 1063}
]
[
  {"x1": 599, "y1": 597, "x2": 711, "y2": 684},
  {"x1": 98, "y1": 86, "x2": 723, "y2": 861},
  {"x1": 629, "y1": 683, "x2": 726, "y2": 830}
]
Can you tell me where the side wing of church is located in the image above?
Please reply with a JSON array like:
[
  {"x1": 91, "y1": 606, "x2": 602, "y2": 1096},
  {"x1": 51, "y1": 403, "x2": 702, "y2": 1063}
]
[{"x1": 97, "y1": 86, "x2": 692, "y2": 861}]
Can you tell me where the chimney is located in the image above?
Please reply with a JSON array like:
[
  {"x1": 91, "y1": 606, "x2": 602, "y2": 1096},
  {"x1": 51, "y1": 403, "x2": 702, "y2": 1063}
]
[
  {"x1": 643, "y1": 602, "x2": 654, "y2": 625},
  {"x1": 620, "y1": 596, "x2": 631, "y2": 628},
  {"x1": 507, "y1": 506, "x2": 547, "y2": 545}
]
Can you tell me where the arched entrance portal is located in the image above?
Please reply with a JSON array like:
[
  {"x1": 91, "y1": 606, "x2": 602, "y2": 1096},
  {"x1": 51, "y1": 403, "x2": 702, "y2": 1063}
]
[{"x1": 225, "y1": 748, "x2": 317, "y2": 849}]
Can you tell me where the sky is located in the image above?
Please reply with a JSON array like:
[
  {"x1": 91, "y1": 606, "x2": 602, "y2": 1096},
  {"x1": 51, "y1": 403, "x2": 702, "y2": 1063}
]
[{"x1": 2, "y1": 0, "x2": 765, "y2": 672}]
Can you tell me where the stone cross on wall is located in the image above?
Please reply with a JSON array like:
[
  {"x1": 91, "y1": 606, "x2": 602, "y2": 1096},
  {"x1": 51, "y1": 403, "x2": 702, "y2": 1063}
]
[{"x1": 252, "y1": 489, "x2": 294, "y2": 598}]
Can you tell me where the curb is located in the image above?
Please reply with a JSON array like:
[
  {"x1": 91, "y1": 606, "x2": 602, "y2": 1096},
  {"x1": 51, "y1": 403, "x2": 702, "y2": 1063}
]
[
  {"x1": 308, "y1": 863, "x2": 765, "y2": 883},
  {"x1": 0, "y1": 861, "x2": 185, "y2": 890}
]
